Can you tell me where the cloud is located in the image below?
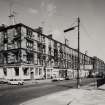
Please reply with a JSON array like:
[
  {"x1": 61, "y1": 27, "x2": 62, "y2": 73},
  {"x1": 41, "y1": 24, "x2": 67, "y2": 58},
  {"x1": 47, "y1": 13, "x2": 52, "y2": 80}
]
[
  {"x1": 41, "y1": 1, "x2": 45, "y2": 7},
  {"x1": 40, "y1": 1, "x2": 57, "y2": 17},
  {"x1": 2, "y1": 0, "x2": 22, "y2": 4},
  {"x1": 28, "y1": 8, "x2": 38, "y2": 14},
  {"x1": 1, "y1": 0, "x2": 25, "y2": 8},
  {"x1": 47, "y1": 3, "x2": 56, "y2": 16}
]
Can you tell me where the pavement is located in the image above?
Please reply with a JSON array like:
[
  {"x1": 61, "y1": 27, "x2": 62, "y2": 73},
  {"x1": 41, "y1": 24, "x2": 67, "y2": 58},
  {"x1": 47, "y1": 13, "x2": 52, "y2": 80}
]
[{"x1": 20, "y1": 82, "x2": 105, "y2": 105}]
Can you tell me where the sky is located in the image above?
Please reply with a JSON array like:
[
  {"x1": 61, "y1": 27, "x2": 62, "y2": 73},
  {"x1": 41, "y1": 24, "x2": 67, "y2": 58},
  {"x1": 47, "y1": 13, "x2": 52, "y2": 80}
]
[{"x1": 0, "y1": 0, "x2": 105, "y2": 61}]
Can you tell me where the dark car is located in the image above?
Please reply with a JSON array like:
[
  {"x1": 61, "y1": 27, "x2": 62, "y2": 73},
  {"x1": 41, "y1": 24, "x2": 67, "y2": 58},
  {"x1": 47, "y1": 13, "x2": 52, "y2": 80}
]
[{"x1": 96, "y1": 73, "x2": 105, "y2": 78}]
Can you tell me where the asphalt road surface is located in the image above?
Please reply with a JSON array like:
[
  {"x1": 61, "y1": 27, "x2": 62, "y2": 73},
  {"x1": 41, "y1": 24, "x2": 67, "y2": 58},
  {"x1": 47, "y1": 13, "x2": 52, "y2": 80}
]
[{"x1": 0, "y1": 78, "x2": 95, "y2": 105}]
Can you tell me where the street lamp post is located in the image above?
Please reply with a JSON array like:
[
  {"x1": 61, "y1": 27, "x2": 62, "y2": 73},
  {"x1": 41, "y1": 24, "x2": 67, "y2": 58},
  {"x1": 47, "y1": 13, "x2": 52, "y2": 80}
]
[
  {"x1": 77, "y1": 17, "x2": 80, "y2": 88},
  {"x1": 64, "y1": 17, "x2": 80, "y2": 88}
]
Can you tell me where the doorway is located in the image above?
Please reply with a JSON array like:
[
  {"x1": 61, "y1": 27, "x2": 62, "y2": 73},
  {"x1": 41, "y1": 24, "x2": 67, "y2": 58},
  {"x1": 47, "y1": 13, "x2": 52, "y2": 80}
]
[{"x1": 31, "y1": 72, "x2": 34, "y2": 79}]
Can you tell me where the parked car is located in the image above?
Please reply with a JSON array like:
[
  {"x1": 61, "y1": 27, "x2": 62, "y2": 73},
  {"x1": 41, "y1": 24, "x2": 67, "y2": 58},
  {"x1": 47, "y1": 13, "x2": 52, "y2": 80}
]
[
  {"x1": 8, "y1": 79, "x2": 24, "y2": 85},
  {"x1": 52, "y1": 77, "x2": 65, "y2": 81},
  {"x1": 0, "y1": 78, "x2": 8, "y2": 84}
]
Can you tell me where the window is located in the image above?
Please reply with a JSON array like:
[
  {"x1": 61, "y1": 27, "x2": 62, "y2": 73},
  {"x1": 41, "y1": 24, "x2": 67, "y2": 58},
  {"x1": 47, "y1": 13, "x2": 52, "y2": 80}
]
[
  {"x1": 16, "y1": 26, "x2": 21, "y2": 34},
  {"x1": 27, "y1": 53, "x2": 34, "y2": 64},
  {"x1": 14, "y1": 67, "x2": 19, "y2": 76},
  {"x1": 26, "y1": 41, "x2": 33, "y2": 50},
  {"x1": 27, "y1": 28, "x2": 33, "y2": 38},
  {"x1": 39, "y1": 68, "x2": 42, "y2": 75}
]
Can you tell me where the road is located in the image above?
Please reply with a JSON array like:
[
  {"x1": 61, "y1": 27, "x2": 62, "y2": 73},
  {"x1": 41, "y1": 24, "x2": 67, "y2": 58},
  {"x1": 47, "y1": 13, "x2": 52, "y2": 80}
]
[{"x1": 0, "y1": 78, "x2": 95, "y2": 105}]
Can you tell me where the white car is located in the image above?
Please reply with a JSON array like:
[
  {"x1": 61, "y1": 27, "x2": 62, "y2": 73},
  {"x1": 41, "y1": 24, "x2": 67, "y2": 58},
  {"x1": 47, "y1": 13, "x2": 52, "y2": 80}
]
[
  {"x1": 52, "y1": 77, "x2": 65, "y2": 81},
  {"x1": 0, "y1": 78, "x2": 8, "y2": 84},
  {"x1": 58, "y1": 77, "x2": 65, "y2": 81},
  {"x1": 8, "y1": 79, "x2": 24, "y2": 85}
]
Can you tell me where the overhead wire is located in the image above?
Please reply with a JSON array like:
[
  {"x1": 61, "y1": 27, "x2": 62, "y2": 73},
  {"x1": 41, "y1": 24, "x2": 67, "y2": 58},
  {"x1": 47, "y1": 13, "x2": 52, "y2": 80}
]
[
  {"x1": 80, "y1": 19, "x2": 97, "y2": 46},
  {"x1": 80, "y1": 20, "x2": 104, "y2": 59}
]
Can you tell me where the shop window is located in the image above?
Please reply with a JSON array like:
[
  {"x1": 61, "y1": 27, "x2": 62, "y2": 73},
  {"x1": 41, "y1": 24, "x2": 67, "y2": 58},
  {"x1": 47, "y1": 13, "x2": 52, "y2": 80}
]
[
  {"x1": 14, "y1": 67, "x2": 19, "y2": 76},
  {"x1": 3, "y1": 68, "x2": 7, "y2": 76},
  {"x1": 23, "y1": 67, "x2": 29, "y2": 76}
]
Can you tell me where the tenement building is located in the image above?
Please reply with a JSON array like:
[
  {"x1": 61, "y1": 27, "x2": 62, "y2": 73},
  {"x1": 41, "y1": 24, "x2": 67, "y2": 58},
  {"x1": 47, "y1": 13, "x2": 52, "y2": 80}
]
[
  {"x1": 0, "y1": 23, "x2": 99, "y2": 80},
  {"x1": 93, "y1": 56, "x2": 105, "y2": 76}
]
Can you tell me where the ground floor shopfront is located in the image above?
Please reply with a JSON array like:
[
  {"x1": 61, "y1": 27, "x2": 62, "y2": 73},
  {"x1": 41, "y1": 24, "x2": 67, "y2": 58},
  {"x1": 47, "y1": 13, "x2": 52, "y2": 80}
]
[
  {"x1": 51, "y1": 68, "x2": 89, "y2": 79},
  {"x1": 0, "y1": 64, "x2": 91, "y2": 80},
  {"x1": 0, "y1": 65, "x2": 53, "y2": 80}
]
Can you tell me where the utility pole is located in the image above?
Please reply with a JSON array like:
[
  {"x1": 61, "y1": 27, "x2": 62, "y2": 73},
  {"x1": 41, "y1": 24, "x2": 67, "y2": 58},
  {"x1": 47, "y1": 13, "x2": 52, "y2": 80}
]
[
  {"x1": 77, "y1": 17, "x2": 80, "y2": 88},
  {"x1": 64, "y1": 17, "x2": 80, "y2": 88}
]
